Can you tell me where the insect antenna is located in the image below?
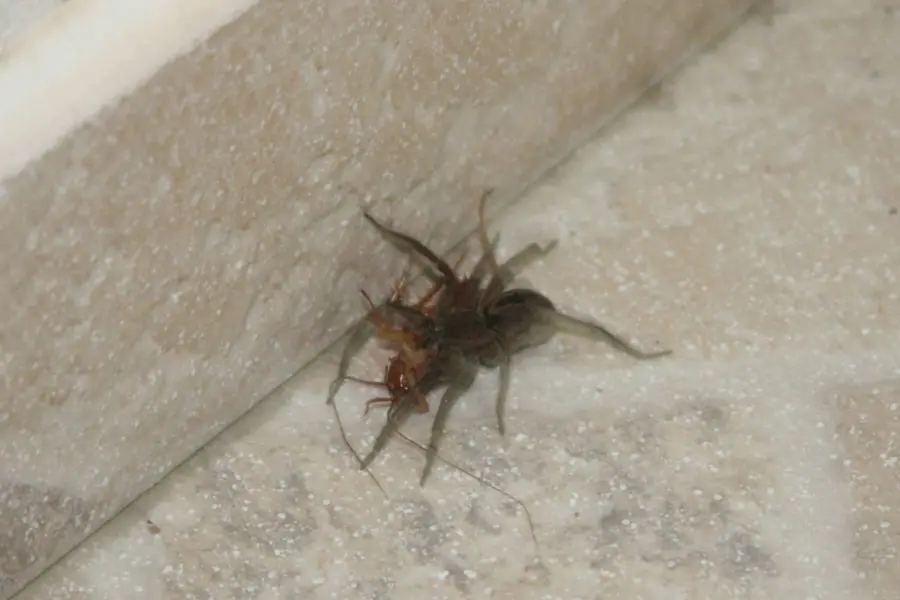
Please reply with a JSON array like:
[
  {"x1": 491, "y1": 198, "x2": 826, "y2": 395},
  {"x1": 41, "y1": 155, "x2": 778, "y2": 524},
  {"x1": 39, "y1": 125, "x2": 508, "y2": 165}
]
[
  {"x1": 328, "y1": 396, "x2": 388, "y2": 498},
  {"x1": 394, "y1": 428, "x2": 539, "y2": 549}
]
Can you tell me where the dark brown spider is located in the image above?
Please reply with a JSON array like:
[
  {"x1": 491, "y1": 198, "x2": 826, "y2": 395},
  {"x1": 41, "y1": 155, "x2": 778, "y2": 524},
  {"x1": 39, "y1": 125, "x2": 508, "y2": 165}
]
[
  {"x1": 353, "y1": 193, "x2": 556, "y2": 479},
  {"x1": 330, "y1": 191, "x2": 672, "y2": 486}
]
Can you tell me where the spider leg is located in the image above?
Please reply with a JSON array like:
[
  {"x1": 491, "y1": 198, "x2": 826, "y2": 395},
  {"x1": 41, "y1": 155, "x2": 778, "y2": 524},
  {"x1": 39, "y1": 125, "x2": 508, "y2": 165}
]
[
  {"x1": 419, "y1": 361, "x2": 478, "y2": 487},
  {"x1": 540, "y1": 307, "x2": 673, "y2": 360},
  {"x1": 476, "y1": 189, "x2": 503, "y2": 281},
  {"x1": 327, "y1": 317, "x2": 376, "y2": 406},
  {"x1": 392, "y1": 246, "x2": 463, "y2": 318},
  {"x1": 360, "y1": 399, "x2": 414, "y2": 469},
  {"x1": 499, "y1": 241, "x2": 559, "y2": 282},
  {"x1": 461, "y1": 189, "x2": 500, "y2": 284},
  {"x1": 469, "y1": 330, "x2": 514, "y2": 435},
  {"x1": 482, "y1": 240, "x2": 559, "y2": 308},
  {"x1": 363, "y1": 212, "x2": 458, "y2": 285},
  {"x1": 469, "y1": 233, "x2": 500, "y2": 283},
  {"x1": 450, "y1": 247, "x2": 468, "y2": 272},
  {"x1": 493, "y1": 336, "x2": 512, "y2": 436},
  {"x1": 391, "y1": 261, "x2": 416, "y2": 301},
  {"x1": 413, "y1": 276, "x2": 447, "y2": 314}
]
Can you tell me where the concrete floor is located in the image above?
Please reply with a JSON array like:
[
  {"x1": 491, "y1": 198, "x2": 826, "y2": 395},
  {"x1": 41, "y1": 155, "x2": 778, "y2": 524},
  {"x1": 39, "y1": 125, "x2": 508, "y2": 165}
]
[{"x1": 16, "y1": 1, "x2": 900, "y2": 598}]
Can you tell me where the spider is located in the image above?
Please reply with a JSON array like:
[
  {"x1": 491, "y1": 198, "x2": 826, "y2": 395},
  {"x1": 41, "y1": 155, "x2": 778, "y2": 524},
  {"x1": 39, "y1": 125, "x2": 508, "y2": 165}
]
[
  {"x1": 330, "y1": 191, "x2": 672, "y2": 486},
  {"x1": 354, "y1": 193, "x2": 556, "y2": 476},
  {"x1": 357, "y1": 192, "x2": 672, "y2": 485}
]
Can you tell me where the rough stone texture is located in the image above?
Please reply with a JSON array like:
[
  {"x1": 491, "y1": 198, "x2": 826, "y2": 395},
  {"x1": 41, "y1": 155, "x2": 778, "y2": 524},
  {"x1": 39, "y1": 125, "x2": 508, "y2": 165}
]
[
  {"x1": 0, "y1": 0, "x2": 752, "y2": 597},
  {"x1": 13, "y1": 0, "x2": 899, "y2": 598},
  {"x1": 0, "y1": 484, "x2": 99, "y2": 597},
  {"x1": 833, "y1": 382, "x2": 900, "y2": 600}
]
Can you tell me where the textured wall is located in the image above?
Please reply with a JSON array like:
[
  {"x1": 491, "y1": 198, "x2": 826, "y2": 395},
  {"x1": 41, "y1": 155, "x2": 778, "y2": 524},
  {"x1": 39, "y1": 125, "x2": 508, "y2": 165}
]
[{"x1": 0, "y1": 0, "x2": 753, "y2": 596}]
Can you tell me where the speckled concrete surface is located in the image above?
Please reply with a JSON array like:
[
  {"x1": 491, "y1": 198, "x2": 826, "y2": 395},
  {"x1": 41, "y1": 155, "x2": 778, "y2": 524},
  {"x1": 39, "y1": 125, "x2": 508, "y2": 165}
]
[
  {"x1": 15, "y1": 0, "x2": 900, "y2": 598},
  {"x1": 2, "y1": 1, "x2": 751, "y2": 596}
]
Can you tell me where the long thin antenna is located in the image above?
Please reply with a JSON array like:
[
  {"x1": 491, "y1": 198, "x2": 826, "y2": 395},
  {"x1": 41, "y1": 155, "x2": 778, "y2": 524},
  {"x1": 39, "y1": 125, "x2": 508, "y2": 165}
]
[
  {"x1": 394, "y1": 429, "x2": 539, "y2": 549},
  {"x1": 328, "y1": 398, "x2": 388, "y2": 498}
]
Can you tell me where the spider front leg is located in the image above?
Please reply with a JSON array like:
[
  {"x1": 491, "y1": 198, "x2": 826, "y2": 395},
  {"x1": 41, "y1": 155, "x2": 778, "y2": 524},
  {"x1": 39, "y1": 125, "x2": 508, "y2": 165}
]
[
  {"x1": 419, "y1": 357, "x2": 479, "y2": 487},
  {"x1": 411, "y1": 248, "x2": 467, "y2": 315},
  {"x1": 363, "y1": 211, "x2": 459, "y2": 287},
  {"x1": 327, "y1": 317, "x2": 376, "y2": 407},
  {"x1": 359, "y1": 389, "x2": 427, "y2": 469}
]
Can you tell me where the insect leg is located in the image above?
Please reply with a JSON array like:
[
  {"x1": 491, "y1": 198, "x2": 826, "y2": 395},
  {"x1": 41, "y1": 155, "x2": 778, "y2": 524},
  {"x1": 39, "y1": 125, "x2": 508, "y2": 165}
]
[
  {"x1": 363, "y1": 396, "x2": 395, "y2": 416},
  {"x1": 344, "y1": 375, "x2": 387, "y2": 389}
]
